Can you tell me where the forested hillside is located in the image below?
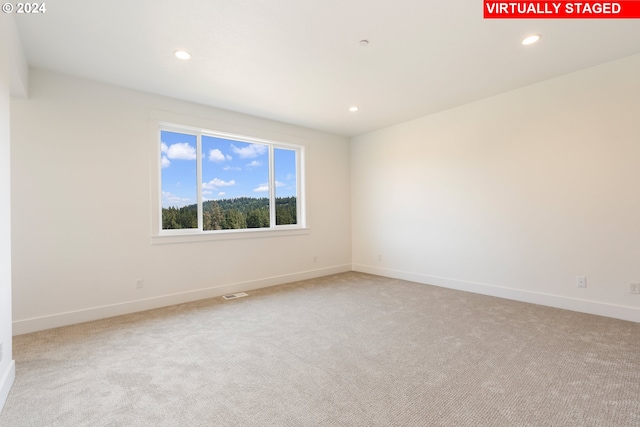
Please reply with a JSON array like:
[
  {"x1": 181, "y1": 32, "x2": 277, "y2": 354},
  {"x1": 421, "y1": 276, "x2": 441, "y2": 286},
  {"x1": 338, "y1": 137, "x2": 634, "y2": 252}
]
[{"x1": 162, "y1": 197, "x2": 297, "y2": 230}]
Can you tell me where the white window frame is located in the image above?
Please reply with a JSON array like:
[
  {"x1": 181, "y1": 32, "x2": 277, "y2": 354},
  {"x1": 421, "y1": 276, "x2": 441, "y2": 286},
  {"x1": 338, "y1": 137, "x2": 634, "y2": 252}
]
[{"x1": 150, "y1": 111, "x2": 308, "y2": 244}]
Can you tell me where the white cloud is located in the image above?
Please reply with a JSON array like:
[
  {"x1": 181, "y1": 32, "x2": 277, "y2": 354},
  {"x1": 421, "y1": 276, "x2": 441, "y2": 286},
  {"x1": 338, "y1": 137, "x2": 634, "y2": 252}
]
[
  {"x1": 203, "y1": 178, "x2": 236, "y2": 191},
  {"x1": 246, "y1": 160, "x2": 262, "y2": 168},
  {"x1": 166, "y1": 142, "x2": 196, "y2": 160},
  {"x1": 161, "y1": 143, "x2": 169, "y2": 153},
  {"x1": 162, "y1": 191, "x2": 191, "y2": 207},
  {"x1": 224, "y1": 166, "x2": 242, "y2": 171},
  {"x1": 161, "y1": 156, "x2": 171, "y2": 168},
  {"x1": 208, "y1": 149, "x2": 232, "y2": 163},
  {"x1": 253, "y1": 181, "x2": 285, "y2": 192},
  {"x1": 231, "y1": 143, "x2": 267, "y2": 159},
  {"x1": 218, "y1": 192, "x2": 226, "y2": 197}
]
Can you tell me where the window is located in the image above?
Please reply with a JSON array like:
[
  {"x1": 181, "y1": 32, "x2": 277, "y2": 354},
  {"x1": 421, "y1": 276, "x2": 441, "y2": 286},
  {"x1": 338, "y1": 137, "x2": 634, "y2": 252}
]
[{"x1": 157, "y1": 123, "x2": 304, "y2": 237}]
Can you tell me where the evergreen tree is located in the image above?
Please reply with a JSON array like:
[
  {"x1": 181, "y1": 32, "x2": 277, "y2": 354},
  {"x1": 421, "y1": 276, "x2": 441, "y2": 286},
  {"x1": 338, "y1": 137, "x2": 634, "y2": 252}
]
[
  {"x1": 224, "y1": 208, "x2": 247, "y2": 229},
  {"x1": 203, "y1": 201, "x2": 225, "y2": 231},
  {"x1": 247, "y1": 208, "x2": 270, "y2": 228},
  {"x1": 276, "y1": 197, "x2": 297, "y2": 225},
  {"x1": 163, "y1": 196, "x2": 297, "y2": 230}
]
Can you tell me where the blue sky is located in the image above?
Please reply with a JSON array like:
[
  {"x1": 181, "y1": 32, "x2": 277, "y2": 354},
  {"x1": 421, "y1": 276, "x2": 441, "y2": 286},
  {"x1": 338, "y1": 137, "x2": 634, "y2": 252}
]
[{"x1": 161, "y1": 130, "x2": 297, "y2": 208}]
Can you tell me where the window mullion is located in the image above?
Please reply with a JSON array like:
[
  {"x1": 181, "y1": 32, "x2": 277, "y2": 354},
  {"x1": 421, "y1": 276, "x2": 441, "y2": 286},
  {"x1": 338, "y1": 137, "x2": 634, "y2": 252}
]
[
  {"x1": 269, "y1": 145, "x2": 275, "y2": 228},
  {"x1": 297, "y1": 147, "x2": 303, "y2": 228},
  {"x1": 196, "y1": 132, "x2": 203, "y2": 231}
]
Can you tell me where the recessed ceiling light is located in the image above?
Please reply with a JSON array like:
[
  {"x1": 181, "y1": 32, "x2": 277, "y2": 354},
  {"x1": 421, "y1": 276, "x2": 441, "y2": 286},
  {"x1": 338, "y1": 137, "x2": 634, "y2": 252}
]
[
  {"x1": 359, "y1": 40, "x2": 369, "y2": 47},
  {"x1": 522, "y1": 34, "x2": 541, "y2": 46},
  {"x1": 349, "y1": 106, "x2": 359, "y2": 112},
  {"x1": 174, "y1": 50, "x2": 192, "y2": 60}
]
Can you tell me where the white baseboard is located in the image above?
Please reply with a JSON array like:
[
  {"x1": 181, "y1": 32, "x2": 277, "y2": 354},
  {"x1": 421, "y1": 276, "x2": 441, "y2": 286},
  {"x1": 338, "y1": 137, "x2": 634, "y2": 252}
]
[
  {"x1": 0, "y1": 360, "x2": 15, "y2": 413},
  {"x1": 353, "y1": 264, "x2": 640, "y2": 324},
  {"x1": 15, "y1": 263, "x2": 637, "y2": 335},
  {"x1": 13, "y1": 264, "x2": 352, "y2": 335}
]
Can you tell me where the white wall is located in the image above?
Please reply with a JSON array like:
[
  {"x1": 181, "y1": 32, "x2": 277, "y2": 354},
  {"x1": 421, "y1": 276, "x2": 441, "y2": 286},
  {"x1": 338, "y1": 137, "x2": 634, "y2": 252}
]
[
  {"x1": 11, "y1": 69, "x2": 351, "y2": 334},
  {"x1": 0, "y1": 13, "x2": 16, "y2": 413},
  {"x1": 352, "y1": 54, "x2": 640, "y2": 322}
]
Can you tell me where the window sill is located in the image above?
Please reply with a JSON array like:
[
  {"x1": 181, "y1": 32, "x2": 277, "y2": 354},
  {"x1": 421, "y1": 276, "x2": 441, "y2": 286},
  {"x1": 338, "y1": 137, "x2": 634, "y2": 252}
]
[{"x1": 151, "y1": 227, "x2": 311, "y2": 245}]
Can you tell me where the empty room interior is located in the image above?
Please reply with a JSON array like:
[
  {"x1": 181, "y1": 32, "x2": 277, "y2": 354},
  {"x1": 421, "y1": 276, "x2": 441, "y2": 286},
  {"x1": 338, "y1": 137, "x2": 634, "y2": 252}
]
[{"x1": 1, "y1": 1, "x2": 640, "y2": 425}]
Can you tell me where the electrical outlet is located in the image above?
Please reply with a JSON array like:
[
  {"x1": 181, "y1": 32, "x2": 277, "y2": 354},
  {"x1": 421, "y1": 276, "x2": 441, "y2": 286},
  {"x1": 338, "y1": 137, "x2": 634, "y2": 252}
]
[
  {"x1": 136, "y1": 279, "x2": 144, "y2": 289},
  {"x1": 631, "y1": 283, "x2": 640, "y2": 295},
  {"x1": 577, "y1": 276, "x2": 587, "y2": 288}
]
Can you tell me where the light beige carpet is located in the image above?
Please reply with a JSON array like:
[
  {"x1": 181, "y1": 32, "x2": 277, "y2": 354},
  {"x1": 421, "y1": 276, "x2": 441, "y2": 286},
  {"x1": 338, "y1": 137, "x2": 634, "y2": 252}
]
[{"x1": 1, "y1": 272, "x2": 639, "y2": 426}]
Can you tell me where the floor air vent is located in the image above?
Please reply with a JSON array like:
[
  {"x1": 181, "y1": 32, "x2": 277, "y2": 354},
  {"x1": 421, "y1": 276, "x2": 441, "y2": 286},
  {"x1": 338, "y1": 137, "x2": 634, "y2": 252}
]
[{"x1": 222, "y1": 292, "x2": 249, "y2": 300}]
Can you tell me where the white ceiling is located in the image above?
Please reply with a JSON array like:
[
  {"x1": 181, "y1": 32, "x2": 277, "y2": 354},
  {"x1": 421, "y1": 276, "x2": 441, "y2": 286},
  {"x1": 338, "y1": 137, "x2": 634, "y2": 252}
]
[{"x1": 14, "y1": 0, "x2": 640, "y2": 136}]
